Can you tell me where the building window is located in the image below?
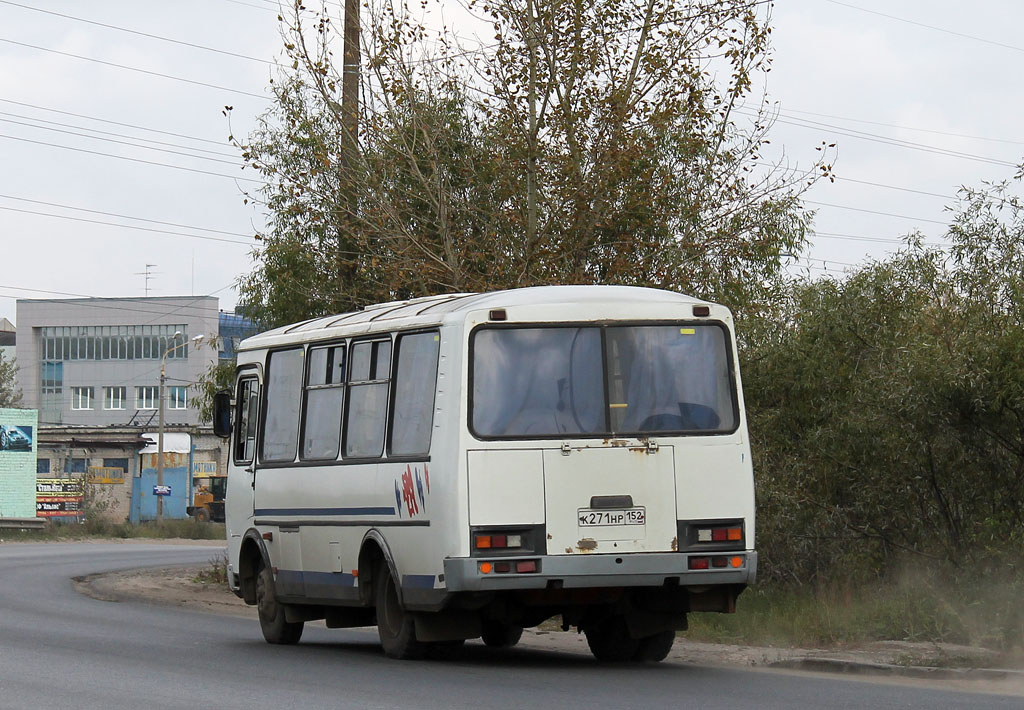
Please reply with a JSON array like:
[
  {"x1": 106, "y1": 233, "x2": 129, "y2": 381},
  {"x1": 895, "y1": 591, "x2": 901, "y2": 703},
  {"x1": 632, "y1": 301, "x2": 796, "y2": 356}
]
[
  {"x1": 68, "y1": 458, "x2": 87, "y2": 474},
  {"x1": 104, "y1": 386, "x2": 126, "y2": 410},
  {"x1": 41, "y1": 361, "x2": 63, "y2": 394},
  {"x1": 103, "y1": 457, "x2": 129, "y2": 473},
  {"x1": 168, "y1": 386, "x2": 187, "y2": 409},
  {"x1": 136, "y1": 386, "x2": 159, "y2": 410},
  {"x1": 40, "y1": 325, "x2": 187, "y2": 362},
  {"x1": 71, "y1": 386, "x2": 94, "y2": 410},
  {"x1": 37, "y1": 458, "x2": 50, "y2": 474}
]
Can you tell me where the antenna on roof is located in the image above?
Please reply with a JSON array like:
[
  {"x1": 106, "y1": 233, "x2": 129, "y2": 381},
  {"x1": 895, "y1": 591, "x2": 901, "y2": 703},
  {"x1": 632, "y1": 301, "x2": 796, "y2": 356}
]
[{"x1": 134, "y1": 264, "x2": 159, "y2": 297}]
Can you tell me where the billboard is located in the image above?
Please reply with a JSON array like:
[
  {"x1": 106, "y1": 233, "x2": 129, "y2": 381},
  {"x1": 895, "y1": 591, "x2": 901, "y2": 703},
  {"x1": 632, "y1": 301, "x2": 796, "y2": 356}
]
[
  {"x1": 0, "y1": 407, "x2": 38, "y2": 518},
  {"x1": 36, "y1": 478, "x2": 84, "y2": 518}
]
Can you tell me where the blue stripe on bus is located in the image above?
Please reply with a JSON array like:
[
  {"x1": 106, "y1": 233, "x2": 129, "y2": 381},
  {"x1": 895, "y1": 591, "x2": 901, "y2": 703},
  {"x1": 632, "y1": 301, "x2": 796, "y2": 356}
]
[
  {"x1": 253, "y1": 507, "x2": 396, "y2": 516},
  {"x1": 401, "y1": 574, "x2": 436, "y2": 589},
  {"x1": 302, "y1": 571, "x2": 357, "y2": 587}
]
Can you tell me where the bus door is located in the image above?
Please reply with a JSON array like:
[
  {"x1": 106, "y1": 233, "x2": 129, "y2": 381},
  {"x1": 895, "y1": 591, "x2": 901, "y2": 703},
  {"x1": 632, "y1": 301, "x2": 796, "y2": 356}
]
[
  {"x1": 544, "y1": 444, "x2": 677, "y2": 556},
  {"x1": 226, "y1": 375, "x2": 260, "y2": 537}
]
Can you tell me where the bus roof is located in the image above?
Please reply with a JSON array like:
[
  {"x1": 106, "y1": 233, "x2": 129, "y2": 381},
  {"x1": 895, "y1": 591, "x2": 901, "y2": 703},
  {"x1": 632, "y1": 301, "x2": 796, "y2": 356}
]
[{"x1": 237, "y1": 285, "x2": 715, "y2": 352}]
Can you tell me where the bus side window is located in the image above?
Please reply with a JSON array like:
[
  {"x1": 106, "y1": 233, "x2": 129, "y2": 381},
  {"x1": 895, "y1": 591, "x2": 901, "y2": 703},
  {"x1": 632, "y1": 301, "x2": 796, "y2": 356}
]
[
  {"x1": 261, "y1": 348, "x2": 304, "y2": 463},
  {"x1": 389, "y1": 331, "x2": 440, "y2": 457},
  {"x1": 234, "y1": 378, "x2": 259, "y2": 464},
  {"x1": 344, "y1": 339, "x2": 391, "y2": 458},
  {"x1": 302, "y1": 344, "x2": 346, "y2": 460}
]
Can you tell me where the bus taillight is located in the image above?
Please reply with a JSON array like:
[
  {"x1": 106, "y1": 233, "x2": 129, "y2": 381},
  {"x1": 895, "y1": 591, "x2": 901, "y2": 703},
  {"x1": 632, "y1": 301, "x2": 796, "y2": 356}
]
[{"x1": 475, "y1": 533, "x2": 522, "y2": 550}]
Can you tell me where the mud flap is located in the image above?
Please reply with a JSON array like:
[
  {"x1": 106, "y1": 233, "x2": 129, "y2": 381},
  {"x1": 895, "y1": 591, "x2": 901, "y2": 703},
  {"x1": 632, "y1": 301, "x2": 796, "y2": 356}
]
[{"x1": 414, "y1": 610, "x2": 483, "y2": 642}]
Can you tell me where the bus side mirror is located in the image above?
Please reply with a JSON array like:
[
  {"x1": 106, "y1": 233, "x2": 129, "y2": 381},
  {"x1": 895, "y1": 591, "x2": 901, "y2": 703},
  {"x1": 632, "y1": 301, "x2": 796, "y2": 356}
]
[{"x1": 213, "y1": 390, "x2": 232, "y2": 438}]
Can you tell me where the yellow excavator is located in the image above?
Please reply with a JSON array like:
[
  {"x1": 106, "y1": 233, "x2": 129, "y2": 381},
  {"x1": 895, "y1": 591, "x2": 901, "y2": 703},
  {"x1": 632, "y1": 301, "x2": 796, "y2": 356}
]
[{"x1": 187, "y1": 475, "x2": 226, "y2": 523}]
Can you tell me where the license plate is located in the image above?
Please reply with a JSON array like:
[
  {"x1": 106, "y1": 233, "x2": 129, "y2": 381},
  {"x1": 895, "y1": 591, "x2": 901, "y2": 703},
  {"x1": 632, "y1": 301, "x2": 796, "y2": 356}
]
[{"x1": 577, "y1": 508, "x2": 646, "y2": 527}]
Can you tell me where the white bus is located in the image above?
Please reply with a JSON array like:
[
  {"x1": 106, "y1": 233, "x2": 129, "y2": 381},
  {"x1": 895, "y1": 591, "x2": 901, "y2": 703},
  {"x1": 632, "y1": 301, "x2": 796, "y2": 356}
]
[{"x1": 214, "y1": 285, "x2": 756, "y2": 661}]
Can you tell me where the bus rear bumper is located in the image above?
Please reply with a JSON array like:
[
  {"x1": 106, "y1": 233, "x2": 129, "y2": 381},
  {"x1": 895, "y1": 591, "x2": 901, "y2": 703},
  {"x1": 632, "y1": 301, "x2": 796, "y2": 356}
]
[{"x1": 443, "y1": 550, "x2": 757, "y2": 593}]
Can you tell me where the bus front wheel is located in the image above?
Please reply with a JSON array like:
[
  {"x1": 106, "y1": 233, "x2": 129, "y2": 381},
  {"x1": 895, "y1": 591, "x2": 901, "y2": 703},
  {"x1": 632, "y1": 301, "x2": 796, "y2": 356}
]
[
  {"x1": 256, "y1": 562, "x2": 303, "y2": 645},
  {"x1": 375, "y1": 563, "x2": 425, "y2": 659}
]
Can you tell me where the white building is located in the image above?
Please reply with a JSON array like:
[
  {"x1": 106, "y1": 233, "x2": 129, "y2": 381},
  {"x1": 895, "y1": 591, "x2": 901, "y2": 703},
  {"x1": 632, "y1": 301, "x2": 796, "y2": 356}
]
[
  {"x1": 0, "y1": 317, "x2": 14, "y2": 365},
  {"x1": 15, "y1": 296, "x2": 220, "y2": 426}
]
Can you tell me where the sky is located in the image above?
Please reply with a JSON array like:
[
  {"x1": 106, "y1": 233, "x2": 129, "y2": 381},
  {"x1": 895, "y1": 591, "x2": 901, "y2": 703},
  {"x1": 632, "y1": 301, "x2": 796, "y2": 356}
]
[{"x1": 1, "y1": 0, "x2": 1022, "y2": 325}]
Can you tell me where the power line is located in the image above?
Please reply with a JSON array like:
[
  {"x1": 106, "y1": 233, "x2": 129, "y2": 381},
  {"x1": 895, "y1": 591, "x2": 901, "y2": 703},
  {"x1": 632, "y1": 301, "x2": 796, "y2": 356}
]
[
  {"x1": 0, "y1": 194, "x2": 254, "y2": 238},
  {"x1": 0, "y1": 37, "x2": 269, "y2": 100},
  {"x1": 823, "y1": 0, "x2": 1024, "y2": 55},
  {"x1": 780, "y1": 107, "x2": 1024, "y2": 147},
  {"x1": 0, "y1": 0, "x2": 274, "y2": 65},
  {"x1": 743, "y1": 108, "x2": 1018, "y2": 169},
  {"x1": 0, "y1": 133, "x2": 261, "y2": 183},
  {"x1": 221, "y1": 0, "x2": 281, "y2": 12},
  {"x1": 812, "y1": 230, "x2": 950, "y2": 247},
  {"x1": 0, "y1": 98, "x2": 230, "y2": 147},
  {"x1": 0, "y1": 205, "x2": 253, "y2": 246},
  {"x1": 0, "y1": 116, "x2": 242, "y2": 166},
  {"x1": 0, "y1": 285, "x2": 238, "y2": 322},
  {"x1": 0, "y1": 110, "x2": 239, "y2": 158},
  {"x1": 804, "y1": 200, "x2": 949, "y2": 226},
  {"x1": 831, "y1": 175, "x2": 953, "y2": 200}
]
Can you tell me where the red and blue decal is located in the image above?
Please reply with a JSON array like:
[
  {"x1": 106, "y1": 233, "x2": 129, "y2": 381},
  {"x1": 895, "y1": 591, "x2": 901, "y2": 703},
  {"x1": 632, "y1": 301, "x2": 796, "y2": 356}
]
[{"x1": 395, "y1": 464, "x2": 430, "y2": 518}]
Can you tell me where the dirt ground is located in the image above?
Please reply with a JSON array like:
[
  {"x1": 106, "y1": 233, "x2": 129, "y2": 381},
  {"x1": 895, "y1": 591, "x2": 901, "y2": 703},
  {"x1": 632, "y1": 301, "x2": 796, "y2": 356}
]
[{"x1": 73, "y1": 552, "x2": 1018, "y2": 678}]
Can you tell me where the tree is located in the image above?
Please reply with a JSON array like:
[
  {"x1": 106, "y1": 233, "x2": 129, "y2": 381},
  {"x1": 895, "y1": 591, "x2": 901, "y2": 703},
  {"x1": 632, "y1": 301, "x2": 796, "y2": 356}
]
[
  {"x1": 192, "y1": 360, "x2": 237, "y2": 425},
  {"x1": 234, "y1": 0, "x2": 824, "y2": 327},
  {"x1": 745, "y1": 177, "x2": 1024, "y2": 587},
  {"x1": 0, "y1": 352, "x2": 21, "y2": 408}
]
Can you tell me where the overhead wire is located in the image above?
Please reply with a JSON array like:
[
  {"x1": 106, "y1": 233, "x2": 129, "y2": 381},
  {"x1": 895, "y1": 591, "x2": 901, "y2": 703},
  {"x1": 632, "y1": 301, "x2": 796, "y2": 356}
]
[
  {"x1": 0, "y1": 194, "x2": 254, "y2": 238},
  {"x1": 0, "y1": 133, "x2": 262, "y2": 183},
  {"x1": 0, "y1": 37, "x2": 270, "y2": 101},
  {"x1": 0, "y1": 98, "x2": 231, "y2": 147},
  {"x1": 0, "y1": 116, "x2": 243, "y2": 166},
  {"x1": 0, "y1": 205, "x2": 254, "y2": 246},
  {"x1": 823, "y1": 0, "x2": 1024, "y2": 54},
  {"x1": 0, "y1": 110, "x2": 239, "y2": 158},
  {"x1": 0, "y1": 0, "x2": 275, "y2": 65}
]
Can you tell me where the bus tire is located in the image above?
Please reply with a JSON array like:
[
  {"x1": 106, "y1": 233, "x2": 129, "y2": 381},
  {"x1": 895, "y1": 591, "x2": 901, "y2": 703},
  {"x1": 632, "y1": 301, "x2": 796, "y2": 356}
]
[
  {"x1": 375, "y1": 563, "x2": 425, "y2": 660},
  {"x1": 632, "y1": 630, "x2": 675, "y2": 662},
  {"x1": 480, "y1": 621, "x2": 523, "y2": 648},
  {"x1": 584, "y1": 617, "x2": 639, "y2": 662},
  {"x1": 256, "y1": 562, "x2": 303, "y2": 645}
]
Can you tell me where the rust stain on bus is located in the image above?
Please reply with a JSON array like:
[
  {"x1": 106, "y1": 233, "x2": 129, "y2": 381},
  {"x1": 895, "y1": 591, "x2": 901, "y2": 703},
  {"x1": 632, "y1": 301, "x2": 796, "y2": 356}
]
[{"x1": 577, "y1": 538, "x2": 598, "y2": 552}]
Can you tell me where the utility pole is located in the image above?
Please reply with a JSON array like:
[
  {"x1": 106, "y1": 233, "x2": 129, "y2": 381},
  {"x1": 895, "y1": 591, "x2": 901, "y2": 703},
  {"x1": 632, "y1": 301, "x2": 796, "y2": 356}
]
[
  {"x1": 526, "y1": 0, "x2": 539, "y2": 278},
  {"x1": 338, "y1": 0, "x2": 361, "y2": 305},
  {"x1": 156, "y1": 331, "x2": 182, "y2": 523}
]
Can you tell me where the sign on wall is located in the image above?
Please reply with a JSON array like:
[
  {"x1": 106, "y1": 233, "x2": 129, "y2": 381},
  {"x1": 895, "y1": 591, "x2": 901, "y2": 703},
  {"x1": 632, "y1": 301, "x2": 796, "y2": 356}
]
[
  {"x1": 0, "y1": 407, "x2": 38, "y2": 518},
  {"x1": 87, "y1": 466, "x2": 126, "y2": 485},
  {"x1": 36, "y1": 478, "x2": 84, "y2": 518}
]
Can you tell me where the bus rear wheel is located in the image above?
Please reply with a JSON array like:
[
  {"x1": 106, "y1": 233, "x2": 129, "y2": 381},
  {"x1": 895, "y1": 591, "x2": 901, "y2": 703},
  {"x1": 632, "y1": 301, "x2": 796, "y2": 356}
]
[
  {"x1": 632, "y1": 630, "x2": 676, "y2": 662},
  {"x1": 375, "y1": 563, "x2": 425, "y2": 659},
  {"x1": 481, "y1": 621, "x2": 524, "y2": 648},
  {"x1": 584, "y1": 616, "x2": 639, "y2": 662},
  {"x1": 255, "y1": 562, "x2": 303, "y2": 645}
]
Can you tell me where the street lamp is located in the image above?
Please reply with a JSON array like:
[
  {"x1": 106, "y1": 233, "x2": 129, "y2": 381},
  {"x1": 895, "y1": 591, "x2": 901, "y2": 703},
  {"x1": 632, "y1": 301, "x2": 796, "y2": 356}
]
[{"x1": 156, "y1": 330, "x2": 182, "y2": 523}]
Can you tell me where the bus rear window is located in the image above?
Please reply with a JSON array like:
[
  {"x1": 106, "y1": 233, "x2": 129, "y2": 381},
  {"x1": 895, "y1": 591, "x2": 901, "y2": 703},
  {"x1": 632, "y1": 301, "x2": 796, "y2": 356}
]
[{"x1": 471, "y1": 324, "x2": 736, "y2": 438}]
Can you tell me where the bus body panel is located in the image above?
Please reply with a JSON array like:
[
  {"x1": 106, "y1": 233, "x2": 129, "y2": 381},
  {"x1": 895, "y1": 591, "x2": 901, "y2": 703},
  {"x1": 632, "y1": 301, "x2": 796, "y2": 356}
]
[
  {"x1": 222, "y1": 286, "x2": 757, "y2": 648},
  {"x1": 541, "y1": 445, "x2": 677, "y2": 555}
]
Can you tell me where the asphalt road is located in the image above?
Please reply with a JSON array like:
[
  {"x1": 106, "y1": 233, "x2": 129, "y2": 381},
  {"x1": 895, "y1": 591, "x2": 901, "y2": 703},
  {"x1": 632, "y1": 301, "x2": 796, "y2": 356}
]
[{"x1": 0, "y1": 542, "x2": 1020, "y2": 710}]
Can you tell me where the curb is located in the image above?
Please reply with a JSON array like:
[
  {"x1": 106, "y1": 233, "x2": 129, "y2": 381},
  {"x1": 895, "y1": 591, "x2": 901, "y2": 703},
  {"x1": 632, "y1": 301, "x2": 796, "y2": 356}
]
[{"x1": 770, "y1": 657, "x2": 1024, "y2": 681}]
